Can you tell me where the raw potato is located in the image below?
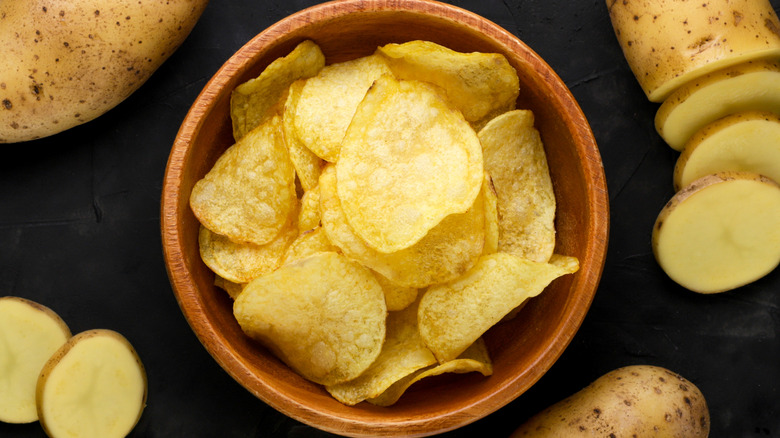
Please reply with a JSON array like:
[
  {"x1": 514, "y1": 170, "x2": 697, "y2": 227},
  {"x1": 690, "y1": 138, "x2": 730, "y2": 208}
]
[
  {"x1": 0, "y1": 297, "x2": 70, "y2": 424},
  {"x1": 653, "y1": 171, "x2": 780, "y2": 293},
  {"x1": 0, "y1": 0, "x2": 209, "y2": 143},
  {"x1": 37, "y1": 329, "x2": 147, "y2": 438},
  {"x1": 511, "y1": 365, "x2": 710, "y2": 437},
  {"x1": 655, "y1": 59, "x2": 780, "y2": 150},
  {"x1": 674, "y1": 111, "x2": 780, "y2": 190},
  {"x1": 606, "y1": 0, "x2": 780, "y2": 102}
]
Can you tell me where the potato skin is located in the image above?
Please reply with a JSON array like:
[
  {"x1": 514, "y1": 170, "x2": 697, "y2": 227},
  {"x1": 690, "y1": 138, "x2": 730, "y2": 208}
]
[
  {"x1": 0, "y1": 0, "x2": 209, "y2": 143},
  {"x1": 511, "y1": 365, "x2": 710, "y2": 437}
]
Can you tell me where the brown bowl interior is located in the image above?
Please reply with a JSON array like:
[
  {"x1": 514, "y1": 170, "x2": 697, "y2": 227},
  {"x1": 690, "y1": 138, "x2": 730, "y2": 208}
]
[{"x1": 161, "y1": 1, "x2": 608, "y2": 436}]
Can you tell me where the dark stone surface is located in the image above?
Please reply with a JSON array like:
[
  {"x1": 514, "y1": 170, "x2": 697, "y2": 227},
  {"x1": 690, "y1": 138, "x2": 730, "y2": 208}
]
[{"x1": 1, "y1": 1, "x2": 778, "y2": 437}]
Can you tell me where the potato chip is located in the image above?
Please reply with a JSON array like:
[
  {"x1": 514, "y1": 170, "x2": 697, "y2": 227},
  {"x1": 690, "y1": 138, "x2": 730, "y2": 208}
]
[
  {"x1": 231, "y1": 40, "x2": 325, "y2": 141},
  {"x1": 372, "y1": 271, "x2": 418, "y2": 312},
  {"x1": 418, "y1": 252, "x2": 579, "y2": 363},
  {"x1": 376, "y1": 40, "x2": 519, "y2": 128},
  {"x1": 482, "y1": 174, "x2": 499, "y2": 255},
  {"x1": 297, "y1": 184, "x2": 321, "y2": 233},
  {"x1": 282, "y1": 80, "x2": 325, "y2": 191},
  {"x1": 288, "y1": 54, "x2": 393, "y2": 163},
  {"x1": 214, "y1": 275, "x2": 246, "y2": 300},
  {"x1": 198, "y1": 223, "x2": 298, "y2": 284},
  {"x1": 319, "y1": 164, "x2": 485, "y2": 288},
  {"x1": 233, "y1": 252, "x2": 387, "y2": 386},
  {"x1": 478, "y1": 109, "x2": 556, "y2": 262},
  {"x1": 366, "y1": 337, "x2": 493, "y2": 407},
  {"x1": 190, "y1": 114, "x2": 297, "y2": 246},
  {"x1": 337, "y1": 75, "x2": 483, "y2": 253},
  {"x1": 280, "y1": 226, "x2": 335, "y2": 266},
  {"x1": 325, "y1": 297, "x2": 435, "y2": 405}
]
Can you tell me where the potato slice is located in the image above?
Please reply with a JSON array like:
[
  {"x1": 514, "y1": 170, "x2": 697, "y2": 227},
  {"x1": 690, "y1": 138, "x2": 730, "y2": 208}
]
[
  {"x1": 337, "y1": 75, "x2": 483, "y2": 253},
  {"x1": 280, "y1": 226, "x2": 336, "y2": 266},
  {"x1": 190, "y1": 114, "x2": 297, "y2": 246},
  {"x1": 319, "y1": 164, "x2": 485, "y2": 288},
  {"x1": 287, "y1": 54, "x2": 393, "y2": 163},
  {"x1": 233, "y1": 252, "x2": 387, "y2": 386},
  {"x1": 37, "y1": 329, "x2": 147, "y2": 438},
  {"x1": 478, "y1": 109, "x2": 556, "y2": 262},
  {"x1": 0, "y1": 297, "x2": 70, "y2": 424},
  {"x1": 652, "y1": 171, "x2": 780, "y2": 293},
  {"x1": 655, "y1": 59, "x2": 780, "y2": 150},
  {"x1": 418, "y1": 252, "x2": 579, "y2": 363},
  {"x1": 366, "y1": 337, "x2": 493, "y2": 407},
  {"x1": 376, "y1": 40, "x2": 519, "y2": 128},
  {"x1": 674, "y1": 111, "x2": 780, "y2": 190},
  {"x1": 297, "y1": 184, "x2": 321, "y2": 233},
  {"x1": 231, "y1": 40, "x2": 325, "y2": 141},
  {"x1": 214, "y1": 275, "x2": 246, "y2": 300},
  {"x1": 606, "y1": 0, "x2": 780, "y2": 102},
  {"x1": 482, "y1": 174, "x2": 500, "y2": 256},
  {"x1": 282, "y1": 80, "x2": 325, "y2": 191}
]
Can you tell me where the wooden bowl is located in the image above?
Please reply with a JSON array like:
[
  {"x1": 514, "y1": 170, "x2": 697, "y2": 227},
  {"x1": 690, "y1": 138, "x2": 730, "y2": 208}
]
[{"x1": 161, "y1": 0, "x2": 609, "y2": 436}]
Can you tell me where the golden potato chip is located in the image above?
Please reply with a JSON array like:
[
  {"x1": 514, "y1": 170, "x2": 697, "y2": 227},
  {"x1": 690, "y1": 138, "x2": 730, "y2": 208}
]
[
  {"x1": 280, "y1": 226, "x2": 335, "y2": 266},
  {"x1": 233, "y1": 252, "x2": 387, "y2": 386},
  {"x1": 478, "y1": 109, "x2": 556, "y2": 262},
  {"x1": 319, "y1": 164, "x2": 485, "y2": 288},
  {"x1": 325, "y1": 297, "x2": 436, "y2": 405},
  {"x1": 297, "y1": 184, "x2": 321, "y2": 233},
  {"x1": 376, "y1": 40, "x2": 519, "y2": 129},
  {"x1": 418, "y1": 252, "x2": 579, "y2": 363},
  {"x1": 372, "y1": 271, "x2": 418, "y2": 312},
  {"x1": 337, "y1": 75, "x2": 483, "y2": 253},
  {"x1": 214, "y1": 275, "x2": 246, "y2": 300},
  {"x1": 282, "y1": 80, "x2": 324, "y2": 191},
  {"x1": 190, "y1": 114, "x2": 297, "y2": 246},
  {"x1": 482, "y1": 174, "x2": 499, "y2": 255},
  {"x1": 198, "y1": 223, "x2": 298, "y2": 284},
  {"x1": 366, "y1": 337, "x2": 493, "y2": 407},
  {"x1": 288, "y1": 54, "x2": 393, "y2": 163},
  {"x1": 231, "y1": 40, "x2": 325, "y2": 141}
]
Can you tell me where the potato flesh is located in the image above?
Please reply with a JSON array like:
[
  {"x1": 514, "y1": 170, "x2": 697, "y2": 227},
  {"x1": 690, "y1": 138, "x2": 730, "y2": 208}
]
[
  {"x1": 655, "y1": 61, "x2": 780, "y2": 150},
  {"x1": 37, "y1": 330, "x2": 146, "y2": 438},
  {"x1": 675, "y1": 111, "x2": 780, "y2": 190},
  {"x1": 653, "y1": 173, "x2": 780, "y2": 293},
  {"x1": 606, "y1": 0, "x2": 780, "y2": 102},
  {"x1": 0, "y1": 297, "x2": 70, "y2": 424}
]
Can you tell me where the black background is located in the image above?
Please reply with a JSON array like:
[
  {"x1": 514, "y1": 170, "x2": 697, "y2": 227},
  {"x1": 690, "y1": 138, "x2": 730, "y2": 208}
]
[{"x1": 1, "y1": 1, "x2": 778, "y2": 437}]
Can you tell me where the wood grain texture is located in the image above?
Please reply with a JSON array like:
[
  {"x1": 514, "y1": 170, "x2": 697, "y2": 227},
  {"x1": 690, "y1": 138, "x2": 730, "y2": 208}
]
[{"x1": 160, "y1": 0, "x2": 609, "y2": 436}]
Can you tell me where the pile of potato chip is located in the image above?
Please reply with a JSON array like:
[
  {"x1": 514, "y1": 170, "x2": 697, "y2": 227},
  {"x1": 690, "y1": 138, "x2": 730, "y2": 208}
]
[{"x1": 189, "y1": 39, "x2": 579, "y2": 406}]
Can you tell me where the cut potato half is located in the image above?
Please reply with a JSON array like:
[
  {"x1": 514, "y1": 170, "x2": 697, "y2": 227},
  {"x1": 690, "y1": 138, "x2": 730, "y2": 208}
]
[
  {"x1": 0, "y1": 297, "x2": 71, "y2": 424},
  {"x1": 37, "y1": 329, "x2": 147, "y2": 438},
  {"x1": 674, "y1": 111, "x2": 780, "y2": 190},
  {"x1": 653, "y1": 172, "x2": 780, "y2": 293},
  {"x1": 606, "y1": 0, "x2": 780, "y2": 102},
  {"x1": 655, "y1": 60, "x2": 780, "y2": 151}
]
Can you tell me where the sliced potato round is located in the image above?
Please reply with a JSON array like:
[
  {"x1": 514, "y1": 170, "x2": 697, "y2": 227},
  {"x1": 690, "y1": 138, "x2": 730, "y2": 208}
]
[
  {"x1": 233, "y1": 252, "x2": 387, "y2": 386},
  {"x1": 0, "y1": 297, "x2": 71, "y2": 424},
  {"x1": 336, "y1": 75, "x2": 483, "y2": 253},
  {"x1": 37, "y1": 329, "x2": 147, "y2": 438},
  {"x1": 674, "y1": 111, "x2": 780, "y2": 190},
  {"x1": 653, "y1": 171, "x2": 780, "y2": 293},
  {"x1": 655, "y1": 59, "x2": 780, "y2": 151}
]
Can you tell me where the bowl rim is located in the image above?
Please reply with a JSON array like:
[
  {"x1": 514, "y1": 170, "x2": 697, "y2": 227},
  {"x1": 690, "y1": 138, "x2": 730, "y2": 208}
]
[{"x1": 161, "y1": 0, "x2": 609, "y2": 436}]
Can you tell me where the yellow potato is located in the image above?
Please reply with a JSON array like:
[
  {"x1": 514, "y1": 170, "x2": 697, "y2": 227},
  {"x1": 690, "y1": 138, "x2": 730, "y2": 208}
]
[
  {"x1": 674, "y1": 111, "x2": 780, "y2": 190},
  {"x1": 652, "y1": 171, "x2": 780, "y2": 293},
  {"x1": 511, "y1": 365, "x2": 710, "y2": 437},
  {"x1": 37, "y1": 329, "x2": 147, "y2": 438},
  {"x1": 319, "y1": 164, "x2": 485, "y2": 288},
  {"x1": 606, "y1": 0, "x2": 780, "y2": 102},
  {"x1": 0, "y1": 0, "x2": 208, "y2": 143},
  {"x1": 190, "y1": 114, "x2": 297, "y2": 245},
  {"x1": 233, "y1": 252, "x2": 387, "y2": 386},
  {"x1": 0, "y1": 297, "x2": 71, "y2": 424},
  {"x1": 376, "y1": 40, "x2": 519, "y2": 128},
  {"x1": 418, "y1": 252, "x2": 579, "y2": 363},
  {"x1": 478, "y1": 109, "x2": 556, "y2": 262},
  {"x1": 286, "y1": 54, "x2": 392, "y2": 162},
  {"x1": 231, "y1": 40, "x2": 325, "y2": 141},
  {"x1": 337, "y1": 75, "x2": 483, "y2": 253}
]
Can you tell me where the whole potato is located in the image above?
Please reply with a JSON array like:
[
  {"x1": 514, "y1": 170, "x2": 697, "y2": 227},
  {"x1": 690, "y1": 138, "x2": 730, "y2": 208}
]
[
  {"x1": 512, "y1": 365, "x2": 710, "y2": 437},
  {"x1": 0, "y1": 0, "x2": 209, "y2": 143}
]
